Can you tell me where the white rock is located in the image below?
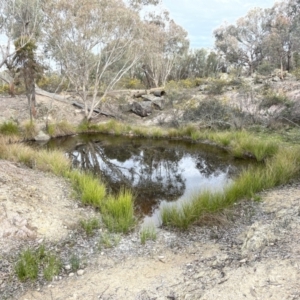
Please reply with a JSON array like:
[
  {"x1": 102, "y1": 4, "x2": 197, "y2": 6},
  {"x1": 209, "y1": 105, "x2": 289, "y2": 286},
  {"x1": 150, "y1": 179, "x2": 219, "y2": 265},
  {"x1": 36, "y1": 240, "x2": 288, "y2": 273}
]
[{"x1": 77, "y1": 269, "x2": 84, "y2": 276}]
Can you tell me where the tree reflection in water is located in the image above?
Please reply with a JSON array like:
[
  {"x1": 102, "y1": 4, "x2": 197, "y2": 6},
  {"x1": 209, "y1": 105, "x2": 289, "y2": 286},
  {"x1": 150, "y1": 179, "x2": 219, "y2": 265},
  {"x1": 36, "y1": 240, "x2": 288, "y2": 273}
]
[{"x1": 59, "y1": 134, "x2": 250, "y2": 216}]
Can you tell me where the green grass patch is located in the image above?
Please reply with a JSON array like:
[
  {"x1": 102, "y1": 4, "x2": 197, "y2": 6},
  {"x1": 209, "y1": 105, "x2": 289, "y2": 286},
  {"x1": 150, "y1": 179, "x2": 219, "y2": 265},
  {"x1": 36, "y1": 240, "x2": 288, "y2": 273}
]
[
  {"x1": 0, "y1": 121, "x2": 19, "y2": 136},
  {"x1": 67, "y1": 170, "x2": 106, "y2": 208},
  {"x1": 69, "y1": 254, "x2": 81, "y2": 271},
  {"x1": 78, "y1": 120, "x2": 131, "y2": 136},
  {"x1": 21, "y1": 121, "x2": 38, "y2": 140},
  {"x1": 102, "y1": 189, "x2": 135, "y2": 233},
  {"x1": 80, "y1": 217, "x2": 101, "y2": 236},
  {"x1": 46, "y1": 121, "x2": 75, "y2": 137},
  {"x1": 98, "y1": 233, "x2": 121, "y2": 249},
  {"x1": 15, "y1": 245, "x2": 61, "y2": 282},
  {"x1": 260, "y1": 91, "x2": 291, "y2": 109},
  {"x1": 36, "y1": 149, "x2": 71, "y2": 175},
  {"x1": 140, "y1": 223, "x2": 157, "y2": 244}
]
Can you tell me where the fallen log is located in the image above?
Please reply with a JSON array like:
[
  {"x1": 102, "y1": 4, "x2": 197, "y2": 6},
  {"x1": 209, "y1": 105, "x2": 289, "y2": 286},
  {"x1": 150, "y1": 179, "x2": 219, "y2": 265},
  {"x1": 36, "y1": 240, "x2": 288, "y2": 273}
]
[
  {"x1": 35, "y1": 86, "x2": 71, "y2": 104},
  {"x1": 133, "y1": 90, "x2": 148, "y2": 98},
  {"x1": 36, "y1": 86, "x2": 114, "y2": 117}
]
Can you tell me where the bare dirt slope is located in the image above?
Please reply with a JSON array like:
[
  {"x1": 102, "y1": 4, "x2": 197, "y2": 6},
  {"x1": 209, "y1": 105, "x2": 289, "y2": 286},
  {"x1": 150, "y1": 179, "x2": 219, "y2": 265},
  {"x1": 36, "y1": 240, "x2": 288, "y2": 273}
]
[
  {"x1": 16, "y1": 183, "x2": 300, "y2": 300},
  {"x1": 0, "y1": 95, "x2": 300, "y2": 299}
]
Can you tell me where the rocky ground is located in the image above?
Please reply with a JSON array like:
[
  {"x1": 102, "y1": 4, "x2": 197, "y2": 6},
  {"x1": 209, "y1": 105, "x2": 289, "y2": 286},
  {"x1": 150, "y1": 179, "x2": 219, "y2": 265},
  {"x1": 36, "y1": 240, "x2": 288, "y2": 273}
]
[{"x1": 0, "y1": 94, "x2": 300, "y2": 299}]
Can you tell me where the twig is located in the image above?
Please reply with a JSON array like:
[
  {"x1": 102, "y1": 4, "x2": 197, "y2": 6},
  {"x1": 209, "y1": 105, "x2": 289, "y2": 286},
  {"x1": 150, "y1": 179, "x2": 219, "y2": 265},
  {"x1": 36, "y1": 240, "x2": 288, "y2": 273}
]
[
  {"x1": 280, "y1": 117, "x2": 300, "y2": 128},
  {"x1": 98, "y1": 285, "x2": 110, "y2": 299}
]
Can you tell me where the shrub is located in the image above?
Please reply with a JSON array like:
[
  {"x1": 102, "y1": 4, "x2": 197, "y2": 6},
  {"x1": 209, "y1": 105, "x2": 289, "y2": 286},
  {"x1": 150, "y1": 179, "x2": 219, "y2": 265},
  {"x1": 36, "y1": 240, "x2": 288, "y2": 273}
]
[
  {"x1": 257, "y1": 61, "x2": 275, "y2": 76},
  {"x1": 260, "y1": 90, "x2": 291, "y2": 109},
  {"x1": 118, "y1": 77, "x2": 145, "y2": 89},
  {"x1": 37, "y1": 73, "x2": 70, "y2": 93},
  {"x1": 206, "y1": 79, "x2": 228, "y2": 95},
  {"x1": 292, "y1": 67, "x2": 300, "y2": 80},
  {"x1": 0, "y1": 84, "x2": 10, "y2": 95},
  {"x1": 183, "y1": 97, "x2": 235, "y2": 128}
]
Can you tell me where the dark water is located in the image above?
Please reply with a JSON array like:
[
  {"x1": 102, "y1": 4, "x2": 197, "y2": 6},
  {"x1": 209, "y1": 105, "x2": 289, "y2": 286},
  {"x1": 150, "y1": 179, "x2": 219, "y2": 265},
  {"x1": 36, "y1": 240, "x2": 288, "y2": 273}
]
[{"x1": 43, "y1": 134, "x2": 252, "y2": 223}]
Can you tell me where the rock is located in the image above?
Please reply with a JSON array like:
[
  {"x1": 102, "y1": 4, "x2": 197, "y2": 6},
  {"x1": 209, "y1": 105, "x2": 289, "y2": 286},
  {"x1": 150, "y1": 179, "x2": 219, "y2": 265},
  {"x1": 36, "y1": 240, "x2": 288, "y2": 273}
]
[
  {"x1": 272, "y1": 76, "x2": 281, "y2": 82},
  {"x1": 131, "y1": 101, "x2": 152, "y2": 117},
  {"x1": 64, "y1": 265, "x2": 71, "y2": 270},
  {"x1": 69, "y1": 273, "x2": 75, "y2": 277},
  {"x1": 141, "y1": 95, "x2": 165, "y2": 110},
  {"x1": 199, "y1": 85, "x2": 207, "y2": 91},
  {"x1": 34, "y1": 130, "x2": 51, "y2": 141},
  {"x1": 241, "y1": 222, "x2": 276, "y2": 253},
  {"x1": 151, "y1": 98, "x2": 165, "y2": 110},
  {"x1": 119, "y1": 103, "x2": 132, "y2": 113},
  {"x1": 77, "y1": 269, "x2": 84, "y2": 276}
]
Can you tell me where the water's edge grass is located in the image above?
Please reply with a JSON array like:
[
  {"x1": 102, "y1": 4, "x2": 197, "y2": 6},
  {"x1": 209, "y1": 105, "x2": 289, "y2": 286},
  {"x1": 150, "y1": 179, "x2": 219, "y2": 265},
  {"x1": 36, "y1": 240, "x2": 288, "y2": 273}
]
[{"x1": 1, "y1": 120, "x2": 300, "y2": 232}]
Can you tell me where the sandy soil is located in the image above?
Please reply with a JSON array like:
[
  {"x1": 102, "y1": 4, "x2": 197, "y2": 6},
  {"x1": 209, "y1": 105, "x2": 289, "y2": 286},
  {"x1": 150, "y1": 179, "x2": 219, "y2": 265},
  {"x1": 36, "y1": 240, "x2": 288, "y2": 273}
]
[{"x1": 0, "y1": 95, "x2": 300, "y2": 300}]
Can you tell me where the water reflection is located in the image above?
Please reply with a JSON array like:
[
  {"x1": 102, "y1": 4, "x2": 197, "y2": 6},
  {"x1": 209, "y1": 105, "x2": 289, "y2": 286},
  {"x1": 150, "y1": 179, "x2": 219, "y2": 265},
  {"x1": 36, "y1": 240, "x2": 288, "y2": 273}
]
[{"x1": 43, "y1": 134, "x2": 252, "y2": 217}]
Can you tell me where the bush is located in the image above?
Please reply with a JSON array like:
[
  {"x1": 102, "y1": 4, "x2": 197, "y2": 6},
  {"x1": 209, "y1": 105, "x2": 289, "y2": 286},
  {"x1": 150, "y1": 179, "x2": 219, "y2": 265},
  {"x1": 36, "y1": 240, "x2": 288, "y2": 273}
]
[
  {"x1": 0, "y1": 84, "x2": 10, "y2": 95},
  {"x1": 37, "y1": 73, "x2": 70, "y2": 93},
  {"x1": 260, "y1": 90, "x2": 291, "y2": 109},
  {"x1": 292, "y1": 67, "x2": 300, "y2": 80},
  {"x1": 206, "y1": 79, "x2": 228, "y2": 95},
  {"x1": 183, "y1": 97, "x2": 236, "y2": 128},
  {"x1": 119, "y1": 77, "x2": 145, "y2": 89},
  {"x1": 257, "y1": 61, "x2": 275, "y2": 76}
]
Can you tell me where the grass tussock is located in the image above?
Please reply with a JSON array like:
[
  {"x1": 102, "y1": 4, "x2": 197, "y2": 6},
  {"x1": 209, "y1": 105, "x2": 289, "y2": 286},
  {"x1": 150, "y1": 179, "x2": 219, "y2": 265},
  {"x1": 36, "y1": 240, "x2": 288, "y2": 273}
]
[
  {"x1": 0, "y1": 121, "x2": 20, "y2": 136},
  {"x1": 208, "y1": 130, "x2": 278, "y2": 161},
  {"x1": 98, "y1": 233, "x2": 121, "y2": 249},
  {"x1": 140, "y1": 223, "x2": 157, "y2": 244},
  {"x1": 21, "y1": 121, "x2": 38, "y2": 140},
  {"x1": 36, "y1": 149, "x2": 71, "y2": 175},
  {"x1": 15, "y1": 246, "x2": 61, "y2": 282},
  {"x1": 80, "y1": 217, "x2": 100, "y2": 236},
  {"x1": 78, "y1": 120, "x2": 131, "y2": 136},
  {"x1": 47, "y1": 121, "x2": 75, "y2": 137},
  {"x1": 67, "y1": 170, "x2": 106, "y2": 208},
  {"x1": 102, "y1": 189, "x2": 135, "y2": 233}
]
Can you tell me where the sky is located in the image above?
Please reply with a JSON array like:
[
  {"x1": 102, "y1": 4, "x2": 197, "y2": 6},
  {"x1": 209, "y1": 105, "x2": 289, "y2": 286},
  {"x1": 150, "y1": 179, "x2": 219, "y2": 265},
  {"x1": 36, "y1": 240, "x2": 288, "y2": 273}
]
[{"x1": 162, "y1": 0, "x2": 277, "y2": 49}]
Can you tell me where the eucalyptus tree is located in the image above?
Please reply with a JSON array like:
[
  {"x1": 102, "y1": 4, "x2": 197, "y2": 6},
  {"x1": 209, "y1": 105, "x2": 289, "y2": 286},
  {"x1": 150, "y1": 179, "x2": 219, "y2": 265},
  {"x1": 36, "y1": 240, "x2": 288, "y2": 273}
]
[
  {"x1": 0, "y1": 0, "x2": 43, "y2": 90},
  {"x1": 140, "y1": 10, "x2": 189, "y2": 87},
  {"x1": 43, "y1": 0, "x2": 159, "y2": 121},
  {"x1": 264, "y1": 0, "x2": 300, "y2": 74},
  {"x1": 214, "y1": 8, "x2": 270, "y2": 75}
]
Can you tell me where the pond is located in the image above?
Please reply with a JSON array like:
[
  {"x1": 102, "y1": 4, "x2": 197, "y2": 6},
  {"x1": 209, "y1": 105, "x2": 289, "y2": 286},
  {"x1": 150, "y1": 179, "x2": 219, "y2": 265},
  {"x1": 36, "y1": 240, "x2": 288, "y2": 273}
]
[{"x1": 43, "y1": 133, "x2": 252, "y2": 224}]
